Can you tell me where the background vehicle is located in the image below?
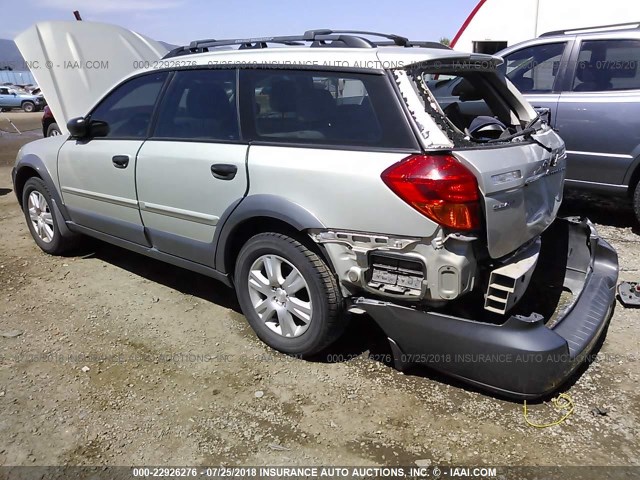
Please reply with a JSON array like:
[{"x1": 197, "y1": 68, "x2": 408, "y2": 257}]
[
  {"x1": 41, "y1": 105, "x2": 60, "y2": 136},
  {"x1": 12, "y1": 21, "x2": 618, "y2": 398},
  {"x1": 0, "y1": 85, "x2": 43, "y2": 112},
  {"x1": 496, "y1": 23, "x2": 640, "y2": 223}
]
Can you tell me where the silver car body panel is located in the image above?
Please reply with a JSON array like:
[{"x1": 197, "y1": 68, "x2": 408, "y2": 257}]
[
  {"x1": 136, "y1": 141, "x2": 248, "y2": 244},
  {"x1": 245, "y1": 145, "x2": 437, "y2": 238},
  {"x1": 57, "y1": 139, "x2": 146, "y2": 243},
  {"x1": 453, "y1": 129, "x2": 566, "y2": 259}
]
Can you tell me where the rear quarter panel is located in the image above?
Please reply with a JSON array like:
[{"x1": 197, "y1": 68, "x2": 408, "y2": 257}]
[{"x1": 246, "y1": 145, "x2": 440, "y2": 238}]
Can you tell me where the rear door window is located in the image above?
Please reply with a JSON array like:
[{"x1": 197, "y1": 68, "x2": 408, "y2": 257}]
[
  {"x1": 239, "y1": 69, "x2": 416, "y2": 149},
  {"x1": 571, "y1": 39, "x2": 640, "y2": 92}
]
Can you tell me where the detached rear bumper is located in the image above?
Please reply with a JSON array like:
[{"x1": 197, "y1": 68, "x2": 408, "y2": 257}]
[{"x1": 356, "y1": 217, "x2": 618, "y2": 399}]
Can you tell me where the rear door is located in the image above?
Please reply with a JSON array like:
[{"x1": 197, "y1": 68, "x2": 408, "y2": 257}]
[
  {"x1": 501, "y1": 40, "x2": 573, "y2": 126},
  {"x1": 555, "y1": 37, "x2": 640, "y2": 187},
  {"x1": 135, "y1": 68, "x2": 248, "y2": 267},
  {"x1": 58, "y1": 71, "x2": 169, "y2": 244}
]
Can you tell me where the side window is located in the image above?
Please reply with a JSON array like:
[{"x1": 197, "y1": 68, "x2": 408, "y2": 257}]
[
  {"x1": 0, "y1": 88, "x2": 8, "y2": 95},
  {"x1": 153, "y1": 69, "x2": 238, "y2": 140},
  {"x1": 90, "y1": 72, "x2": 168, "y2": 139},
  {"x1": 572, "y1": 39, "x2": 640, "y2": 92},
  {"x1": 240, "y1": 69, "x2": 415, "y2": 149},
  {"x1": 503, "y1": 42, "x2": 566, "y2": 93}
]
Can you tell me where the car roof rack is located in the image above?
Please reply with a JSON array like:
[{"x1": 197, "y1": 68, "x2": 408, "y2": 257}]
[
  {"x1": 540, "y1": 21, "x2": 640, "y2": 37},
  {"x1": 164, "y1": 29, "x2": 450, "y2": 58}
]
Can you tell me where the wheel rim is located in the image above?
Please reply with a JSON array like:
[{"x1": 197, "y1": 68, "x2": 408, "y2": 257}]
[
  {"x1": 49, "y1": 129, "x2": 61, "y2": 136},
  {"x1": 24, "y1": 103, "x2": 34, "y2": 112},
  {"x1": 247, "y1": 254, "x2": 312, "y2": 338},
  {"x1": 27, "y1": 191, "x2": 54, "y2": 243}
]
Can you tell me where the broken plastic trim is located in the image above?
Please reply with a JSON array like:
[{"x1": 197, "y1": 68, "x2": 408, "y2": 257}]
[{"x1": 355, "y1": 217, "x2": 618, "y2": 399}]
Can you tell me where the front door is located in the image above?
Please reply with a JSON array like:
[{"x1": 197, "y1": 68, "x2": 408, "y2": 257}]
[{"x1": 58, "y1": 71, "x2": 169, "y2": 244}]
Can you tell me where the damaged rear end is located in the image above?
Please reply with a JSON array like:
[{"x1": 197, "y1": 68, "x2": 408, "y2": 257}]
[{"x1": 321, "y1": 53, "x2": 618, "y2": 398}]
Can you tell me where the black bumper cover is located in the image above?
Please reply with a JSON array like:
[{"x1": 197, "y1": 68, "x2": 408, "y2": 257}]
[{"x1": 356, "y1": 217, "x2": 618, "y2": 399}]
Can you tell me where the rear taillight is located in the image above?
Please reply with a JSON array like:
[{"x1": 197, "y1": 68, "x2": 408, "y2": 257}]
[{"x1": 381, "y1": 154, "x2": 480, "y2": 231}]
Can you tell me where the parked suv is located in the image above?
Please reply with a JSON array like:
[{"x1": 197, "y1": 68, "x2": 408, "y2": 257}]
[
  {"x1": 13, "y1": 21, "x2": 618, "y2": 398},
  {"x1": 495, "y1": 22, "x2": 640, "y2": 223},
  {"x1": 0, "y1": 86, "x2": 43, "y2": 112}
]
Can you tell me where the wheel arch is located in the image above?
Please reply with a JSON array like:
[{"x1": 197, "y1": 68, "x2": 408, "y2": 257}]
[
  {"x1": 13, "y1": 154, "x2": 66, "y2": 217},
  {"x1": 214, "y1": 195, "x2": 332, "y2": 280}
]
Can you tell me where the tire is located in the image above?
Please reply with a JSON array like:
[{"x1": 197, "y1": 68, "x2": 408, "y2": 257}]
[
  {"x1": 22, "y1": 101, "x2": 35, "y2": 113},
  {"x1": 46, "y1": 123, "x2": 61, "y2": 137},
  {"x1": 634, "y1": 181, "x2": 640, "y2": 225},
  {"x1": 234, "y1": 232, "x2": 344, "y2": 357},
  {"x1": 22, "y1": 177, "x2": 75, "y2": 255}
]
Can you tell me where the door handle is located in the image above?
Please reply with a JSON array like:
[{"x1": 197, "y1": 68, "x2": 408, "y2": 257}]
[
  {"x1": 112, "y1": 155, "x2": 130, "y2": 169},
  {"x1": 210, "y1": 164, "x2": 237, "y2": 180}
]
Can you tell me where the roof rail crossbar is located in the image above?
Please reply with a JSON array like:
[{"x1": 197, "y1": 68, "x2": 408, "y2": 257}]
[
  {"x1": 540, "y1": 21, "x2": 640, "y2": 37},
  {"x1": 304, "y1": 29, "x2": 409, "y2": 46}
]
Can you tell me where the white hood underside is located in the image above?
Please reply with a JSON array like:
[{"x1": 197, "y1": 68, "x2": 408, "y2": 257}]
[{"x1": 15, "y1": 21, "x2": 167, "y2": 134}]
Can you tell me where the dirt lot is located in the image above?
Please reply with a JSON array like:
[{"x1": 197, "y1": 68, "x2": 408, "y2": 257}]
[{"x1": 0, "y1": 112, "x2": 639, "y2": 469}]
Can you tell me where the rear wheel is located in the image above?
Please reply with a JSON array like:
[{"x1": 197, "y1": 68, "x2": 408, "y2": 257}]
[
  {"x1": 22, "y1": 177, "x2": 75, "y2": 255},
  {"x1": 234, "y1": 232, "x2": 344, "y2": 356},
  {"x1": 21, "y1": 101, "x2": 35, "y2": 113}
]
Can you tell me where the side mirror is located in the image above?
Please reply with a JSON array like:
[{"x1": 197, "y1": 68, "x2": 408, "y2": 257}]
[
  {"x1": 66, "y1": 117, "x2": 110, "y2": 139},
  {"x1": 67, "y1": 117, "x2": 88, "y2": 138},
  {"x1": 12, "y1": 92, "x2": 17, "y2": 96}
]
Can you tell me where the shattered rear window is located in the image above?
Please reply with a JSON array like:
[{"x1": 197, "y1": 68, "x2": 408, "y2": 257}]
[{"x1": 399, "y1": 65, "x2": 529, "y2": 148}]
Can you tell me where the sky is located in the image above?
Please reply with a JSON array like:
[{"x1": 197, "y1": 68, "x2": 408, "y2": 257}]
[{"x1": 0, "y1": 0, "x2": 479, "y2": 45}]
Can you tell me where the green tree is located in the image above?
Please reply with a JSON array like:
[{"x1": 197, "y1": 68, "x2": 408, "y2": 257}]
[{"x1": 439, "y1": 37, "x2": 451, "y2": 47}]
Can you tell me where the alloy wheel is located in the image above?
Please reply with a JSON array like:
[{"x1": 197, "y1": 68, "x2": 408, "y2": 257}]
[{"x1": 247, "y1": 254, "x2": 312, "y2": 338}]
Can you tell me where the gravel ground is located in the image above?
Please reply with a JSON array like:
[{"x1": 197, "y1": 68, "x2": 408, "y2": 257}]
[{"x1": 0, "y1": 112, "x2": 639, "y2": 468}]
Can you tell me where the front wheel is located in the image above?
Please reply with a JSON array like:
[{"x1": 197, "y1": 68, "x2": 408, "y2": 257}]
[
  {"x1": 22, "y1": 177, "x2": 75, "y2": 255},
  {"x1": 22, "y1": 101, "x2": 35, "y2": 113},
  {"x1": 234, "y1": 232, "x2": 344, "y2": 357}
]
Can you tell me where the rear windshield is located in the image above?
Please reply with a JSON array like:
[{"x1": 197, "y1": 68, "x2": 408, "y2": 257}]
[{"x1": 407, "y1": 67, "x2": 533, "y2": 147}]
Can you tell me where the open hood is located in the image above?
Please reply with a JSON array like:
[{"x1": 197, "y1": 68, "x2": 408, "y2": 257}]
[{"x1": 15, "y1": 21, "x2": 167, "y2": 134}]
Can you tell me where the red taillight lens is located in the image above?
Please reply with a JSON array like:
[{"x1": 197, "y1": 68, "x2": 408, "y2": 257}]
[{"x1": 381, "y1": 154, "x2": 480, "y2": 231}]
